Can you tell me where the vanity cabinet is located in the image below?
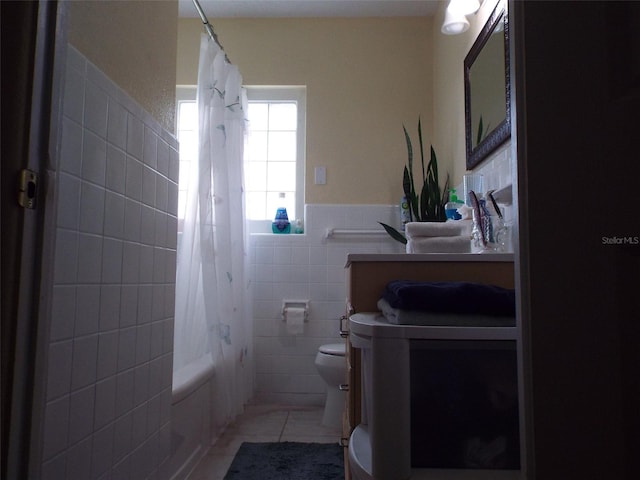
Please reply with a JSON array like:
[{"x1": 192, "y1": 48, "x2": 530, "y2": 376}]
[{"x1": 343, "y1": 254, "x2": 515, "y2": 479}]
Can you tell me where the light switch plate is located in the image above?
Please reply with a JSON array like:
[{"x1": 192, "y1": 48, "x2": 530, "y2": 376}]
[{"x1": 314, "y1": 166, "x2": 326, "y2": 185}]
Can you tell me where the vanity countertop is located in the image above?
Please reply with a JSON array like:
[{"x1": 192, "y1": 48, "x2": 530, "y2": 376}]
[{"x1": 345, "y1": 252, "x2": 513, "y2": 266}]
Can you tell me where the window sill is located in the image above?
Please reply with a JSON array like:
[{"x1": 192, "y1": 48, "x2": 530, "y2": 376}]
[{"x1": 249, "y1": 232, "x2": 307, "y2": 237}]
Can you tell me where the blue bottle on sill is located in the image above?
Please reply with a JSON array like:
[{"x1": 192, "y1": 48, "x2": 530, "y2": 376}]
[{"x1": 272, "y1": 207, "x2": 291, "y2": 234}]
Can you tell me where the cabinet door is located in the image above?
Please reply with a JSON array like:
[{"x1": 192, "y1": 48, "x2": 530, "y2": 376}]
[{"x1": 341, "y1": 306, "x2": 357, "y2": 480}]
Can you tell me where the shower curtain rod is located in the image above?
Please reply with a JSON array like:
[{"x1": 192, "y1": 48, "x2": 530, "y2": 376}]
[{"x1": 192, "y1": 0, "x2": 231, "y2": 62}]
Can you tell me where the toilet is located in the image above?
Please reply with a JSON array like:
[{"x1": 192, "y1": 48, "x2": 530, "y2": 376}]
[{"x1": 314, "y1": 342, "x2": 347, "y2": 429}]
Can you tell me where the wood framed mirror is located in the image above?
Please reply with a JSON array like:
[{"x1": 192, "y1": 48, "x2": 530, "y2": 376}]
[{"x1": 464, "y1": 0, "x2": 510, "y2": 170}]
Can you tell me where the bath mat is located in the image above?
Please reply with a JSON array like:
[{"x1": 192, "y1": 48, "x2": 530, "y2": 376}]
[{"x1": 224, "y1": 441, "x2": 344, "y2": 480}]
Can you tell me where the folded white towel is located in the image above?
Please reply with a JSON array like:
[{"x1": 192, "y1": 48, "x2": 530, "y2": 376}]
[
  {"x1": 405, "y1": 221, "x2": 466, "y2": 238},
  {"x1": 376, "y1": 298, "x2": 515, "y2": 326},
  {"x1": 457, "y1": 219, "x2": 473, "y2": 237},
  {"x1": 406, "y1": 235, "x2": 471, "y2": 254}
]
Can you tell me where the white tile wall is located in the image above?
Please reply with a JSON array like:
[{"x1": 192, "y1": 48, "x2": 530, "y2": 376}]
[
  {"x1": 466, "y1": 141, "x2": 514, "y2": 222},
  {"x1": 40, "y1": 46, "x2": 178, "y2": 480},
  {"x1": 249, "y1": 204, "x2": 404, "y2": 405},
  {"x1": 472, "y1": 142, "x2": 512, "y2": 192}
]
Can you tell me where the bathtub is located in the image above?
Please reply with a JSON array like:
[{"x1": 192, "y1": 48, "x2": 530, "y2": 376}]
[{"x1": 168, "y1": 355, "x2": 216, "y2": 480}]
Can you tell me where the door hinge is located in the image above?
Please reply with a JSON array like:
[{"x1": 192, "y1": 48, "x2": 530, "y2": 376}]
[{"x1": 18, "y1": 169, "x2": 38, "y2": 209}]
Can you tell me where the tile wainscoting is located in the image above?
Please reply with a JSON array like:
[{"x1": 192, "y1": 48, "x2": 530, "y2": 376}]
[
  {"x1": 249, "y1": 204, "x2": 404, "y2": 405},
  {"x1": 40, "y1": 45, "x2": 178, "y2": 480}
]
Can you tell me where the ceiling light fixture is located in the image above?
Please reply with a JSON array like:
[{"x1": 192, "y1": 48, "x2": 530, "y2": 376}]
[
  {"x1": 441, "y1": 0, "x2": 481, "y2": 35},
  {"x1": 448, "y1": 0, "x2": 481, "y2": 16}
]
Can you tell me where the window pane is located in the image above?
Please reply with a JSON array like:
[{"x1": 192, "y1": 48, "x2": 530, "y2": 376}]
[
  {"x1": 245, "y1": 161, "x2": 267, "y2": 192},
  {"x1": 267, "y1": 132, "x2": 296, "y2": 161},
  {"x1": 268, "y1": 103, "x2": 297, "y2": 130},
  {"x1": 248, "y1": 103, "x2": 269, "y2": 130},
  {"x1": 178, "y1": 190, "x2": 188, "y2": 221},
  {"x1": 176, "y1": 98, "x2": 197, "y2": 231},
  {"x1": 267, "y1": 162, "x2": 296, "y2": 192},
  {"x1": 266, "y1": 192, "x2": 295, "y2": 221},
  {"x1": 179, "y1": 160, "x2": 193, "y2": 190},
  {"x1": 179, "y1": 131, "x2": 197, "y2": 162},
  {"x1": 179, "y1": 102, "x2": 198, "y2": 130},
  {"x1": 245, "y1": 131, "x2": 268, "y2": 162},
  {"x1": 246, "y1": 192, "x2": 267, "y2": 220}
]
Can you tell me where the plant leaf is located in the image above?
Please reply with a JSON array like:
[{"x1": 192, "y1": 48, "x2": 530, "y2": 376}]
[
  {"x1": 409, "y1": 191, "x2": 420, "y2": 221},
  {"x1": 441, "y1": 173, "x2": 451, "y2": 219},
  {"x1": 402, "y1": 166, "x2": 411, "y2": 198},
  {"x1": 420, "y1": 181, "x2": 430, "y2": 220},
  {"x1": 402, "y1": 167, "x2": 414, "y2": 222},
  {"x1": 429, "y1": 146, "x2": 439, "y2": 190},
  {"x1": 378, "y1": 222, "x2": 407, "y2": 245},
  {"x1": 403, "y1": 126, "x2": 415, "y2": 196},
  {"x1": 418, "y1": 117, "x2": 426, "y2": 183}
]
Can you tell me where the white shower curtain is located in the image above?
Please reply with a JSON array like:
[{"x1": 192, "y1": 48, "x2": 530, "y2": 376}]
[{"x1": 174, "y1": 34, "x2": 252, "y2": 431}]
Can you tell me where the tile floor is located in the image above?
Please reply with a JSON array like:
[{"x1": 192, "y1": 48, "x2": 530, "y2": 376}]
[{"x1": 187, "y1": 404, "x2": 343, "y2": 480}]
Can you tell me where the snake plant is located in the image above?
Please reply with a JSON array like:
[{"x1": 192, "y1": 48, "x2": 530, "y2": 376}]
[{"x1": 379, "y1": 118, "x2": 449, "y2": 244}]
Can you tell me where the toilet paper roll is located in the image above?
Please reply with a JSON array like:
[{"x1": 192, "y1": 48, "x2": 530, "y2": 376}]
[{"x1": 284, "y1": 307, "x2": 306, "y2": 335}]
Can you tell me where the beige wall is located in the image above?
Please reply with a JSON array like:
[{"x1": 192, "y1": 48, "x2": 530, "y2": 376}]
[
  {"x1": 432, "y1": 0, "x2": 502, "y2": 187},
  {"x1": 178, "y1": 17, "x2": 433, "y2": 205},
  {"x1": 68, "y1": 0, "x2": 178, "y2": 133}
]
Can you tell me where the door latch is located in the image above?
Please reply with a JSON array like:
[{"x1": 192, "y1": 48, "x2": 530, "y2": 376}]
[{"x1": 18, "y1": 169, "x2": 38, "y2": 209}]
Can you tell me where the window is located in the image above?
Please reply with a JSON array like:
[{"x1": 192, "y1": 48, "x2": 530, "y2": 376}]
[
  {"x1": 244, "y1": 86, "x2": 306, "y2": 233},
  {"x1": 175, "y1": 86, "x2": 306, "y2": 235},
  {"x1": 176, "y1": 86, "x2": 197, "y2": 235}
]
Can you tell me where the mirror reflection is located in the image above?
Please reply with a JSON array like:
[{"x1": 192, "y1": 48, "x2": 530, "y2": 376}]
[
  {"x1": 464, "y1": 2, "x2": 510, "y2": 170},
  {"x1": 470, "y1": 16, "x2": 505, "y2": 148}
]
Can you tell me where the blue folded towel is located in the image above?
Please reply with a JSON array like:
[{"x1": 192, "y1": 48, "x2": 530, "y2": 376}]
[{"x1": 382, "y1": 280, "x2": 516, "y2": 317}]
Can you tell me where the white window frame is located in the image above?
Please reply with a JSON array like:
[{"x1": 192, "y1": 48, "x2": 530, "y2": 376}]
[{"x1": 244, "y1": 86, "x2": 306, "y2": 234}]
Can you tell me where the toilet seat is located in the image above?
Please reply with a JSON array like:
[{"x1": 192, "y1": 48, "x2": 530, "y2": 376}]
[{"x1": 319, "y1": 343, "x2": 346, "y2": 356}]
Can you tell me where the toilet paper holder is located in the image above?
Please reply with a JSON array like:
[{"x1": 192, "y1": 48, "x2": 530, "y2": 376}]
[{"x1": 282, "y1": 300, "x2": 309, "y2": 322}]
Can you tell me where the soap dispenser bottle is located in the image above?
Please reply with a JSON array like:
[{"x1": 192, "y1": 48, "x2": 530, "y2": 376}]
[
  {"x1": 445, "y1": 189, "x2": 464, "y2": 220},
  {"x1": 272, "y1": 207, "x2": 291, "y2": 234},
  {"x1": 272, "y1": 192, "x2": 291, "y2": 234}
]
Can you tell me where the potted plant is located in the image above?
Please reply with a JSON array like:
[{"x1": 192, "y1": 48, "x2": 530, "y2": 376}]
[{"x1": 380, "y1": 118, "x2": 449, "y2": 244}]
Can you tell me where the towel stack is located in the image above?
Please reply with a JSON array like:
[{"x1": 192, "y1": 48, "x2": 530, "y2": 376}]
[
  {"x1": 405, "y1": 221, "x2": 472, "y2": 253},
  {"x1": 377, "y1": 280, "x2": 516, "y2": 326}
]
